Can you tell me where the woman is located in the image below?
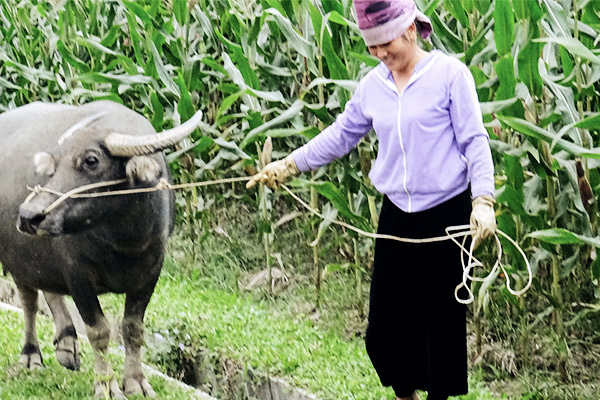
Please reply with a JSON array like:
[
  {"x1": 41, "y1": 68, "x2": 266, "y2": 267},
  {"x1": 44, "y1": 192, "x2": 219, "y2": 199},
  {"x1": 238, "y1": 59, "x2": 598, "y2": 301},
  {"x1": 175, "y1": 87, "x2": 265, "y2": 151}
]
[{"x1": 247, "y1": 1, "x2": 496, "y2": 399}]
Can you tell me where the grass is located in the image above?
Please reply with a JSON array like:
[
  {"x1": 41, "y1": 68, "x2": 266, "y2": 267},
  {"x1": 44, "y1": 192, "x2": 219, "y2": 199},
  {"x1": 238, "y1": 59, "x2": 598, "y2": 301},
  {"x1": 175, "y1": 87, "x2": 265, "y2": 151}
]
[
  {"x1": 109, "y1": 265, "x2": 397, "y2": 400},
  {"x1": 0, "y1": 307, "x2": 207, "y2": 400},
  {"x1": 2, "y1": 250, "x2": 598, "y2": 399},
  {"x1": 0, "y1": 274, "x2": 504, "y2": 400}
]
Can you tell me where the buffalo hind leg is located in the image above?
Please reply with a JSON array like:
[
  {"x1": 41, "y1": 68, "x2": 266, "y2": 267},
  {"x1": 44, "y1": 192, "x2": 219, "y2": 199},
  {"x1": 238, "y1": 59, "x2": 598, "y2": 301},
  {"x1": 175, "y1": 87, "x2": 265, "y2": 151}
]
[
  {"x1": 70, "y1": 285, "x2": 124, "y2": 399},
  {"x1": 43, "y1": 292, "x2": 80, "y2": 370},
  {"x1": 17, "y1": 285, "x2": 43, "y2": 369},
  {"x1": 122, "y1": 286, "x2": 157, "y2": 397}
]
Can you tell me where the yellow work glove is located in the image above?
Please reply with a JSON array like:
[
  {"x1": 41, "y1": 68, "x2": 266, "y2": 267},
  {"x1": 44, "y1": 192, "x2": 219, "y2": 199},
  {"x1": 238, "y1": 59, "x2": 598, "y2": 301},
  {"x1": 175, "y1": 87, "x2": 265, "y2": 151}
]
[
  {"x1": 246, "y1": 154, "x2": 299, "y2": 190},
  {"x1": 470, "y1": 195, "x2": 496, "y2": 249}
]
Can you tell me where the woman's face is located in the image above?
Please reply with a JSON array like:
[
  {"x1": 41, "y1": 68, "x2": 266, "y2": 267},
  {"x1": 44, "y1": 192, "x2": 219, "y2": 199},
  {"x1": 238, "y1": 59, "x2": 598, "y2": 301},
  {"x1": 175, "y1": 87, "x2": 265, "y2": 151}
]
[{"x1": 367, "y1": 23, "x2": 417, "y2": 73}]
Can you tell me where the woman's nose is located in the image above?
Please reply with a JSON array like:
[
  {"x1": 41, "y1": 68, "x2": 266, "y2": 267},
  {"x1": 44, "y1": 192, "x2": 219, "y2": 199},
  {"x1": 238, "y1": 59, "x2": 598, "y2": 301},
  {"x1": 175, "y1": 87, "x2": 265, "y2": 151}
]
[{"x1": 370, "y1": 47, "x2": 385, "y2": 59}]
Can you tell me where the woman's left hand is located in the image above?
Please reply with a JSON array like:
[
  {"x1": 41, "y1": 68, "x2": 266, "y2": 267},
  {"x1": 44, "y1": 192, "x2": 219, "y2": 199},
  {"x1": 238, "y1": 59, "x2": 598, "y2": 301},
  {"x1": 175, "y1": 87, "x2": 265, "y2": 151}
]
[{"x1": 470, "y1": 195, "x2": 496, "y2": 248}]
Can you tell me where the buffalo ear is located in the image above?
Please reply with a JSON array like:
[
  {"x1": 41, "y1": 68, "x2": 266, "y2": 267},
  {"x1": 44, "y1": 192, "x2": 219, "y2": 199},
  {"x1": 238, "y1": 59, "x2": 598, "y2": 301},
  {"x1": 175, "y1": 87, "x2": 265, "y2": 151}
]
[
  {"x1": 34, "y1": 152, "x2": 56, "y2": 176},
  {"x1": 125, "y1": 156, "x2": 161, "y2": 184}
]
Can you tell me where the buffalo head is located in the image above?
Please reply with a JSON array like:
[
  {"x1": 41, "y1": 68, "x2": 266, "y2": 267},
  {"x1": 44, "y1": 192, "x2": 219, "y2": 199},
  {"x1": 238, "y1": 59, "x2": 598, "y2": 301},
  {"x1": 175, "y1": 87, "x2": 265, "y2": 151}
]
[{"x1": 17, "y1": 110, "x2": 202, "y2": 236}]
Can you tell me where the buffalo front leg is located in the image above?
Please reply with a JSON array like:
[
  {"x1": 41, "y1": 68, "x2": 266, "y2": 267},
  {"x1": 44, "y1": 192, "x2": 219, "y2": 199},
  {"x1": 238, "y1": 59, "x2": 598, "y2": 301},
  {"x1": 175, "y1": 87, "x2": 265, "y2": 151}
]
[
  {"x1": 71, "y1": 287, "x2": 124, "y2": 399},
  {"x1": 43, "y1": 291, "x2": 80, "y2": 370},
  {"x1": 122, "y1": 287, "x2": 157, "y2": 397},
  {"x1": 86, "y1": 316, "x2": 124, "y2": 399},
  {"x1": 17, "y1": 285, "x2": 43, "y2": 369}
]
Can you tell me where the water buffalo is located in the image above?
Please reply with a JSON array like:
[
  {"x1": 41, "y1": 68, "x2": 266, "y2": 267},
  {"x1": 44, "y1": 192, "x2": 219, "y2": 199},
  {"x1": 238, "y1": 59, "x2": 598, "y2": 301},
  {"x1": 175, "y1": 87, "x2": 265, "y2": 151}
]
[{"x1": 0, "y1": 101, "x2": 202, "y2": 398}]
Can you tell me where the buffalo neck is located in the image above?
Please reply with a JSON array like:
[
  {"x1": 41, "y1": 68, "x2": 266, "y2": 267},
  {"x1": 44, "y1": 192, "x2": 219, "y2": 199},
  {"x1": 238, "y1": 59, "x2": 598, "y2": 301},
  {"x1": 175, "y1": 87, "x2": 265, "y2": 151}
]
[{"x1": 88, "y1": 191, "x2": 170, "y2": 257}]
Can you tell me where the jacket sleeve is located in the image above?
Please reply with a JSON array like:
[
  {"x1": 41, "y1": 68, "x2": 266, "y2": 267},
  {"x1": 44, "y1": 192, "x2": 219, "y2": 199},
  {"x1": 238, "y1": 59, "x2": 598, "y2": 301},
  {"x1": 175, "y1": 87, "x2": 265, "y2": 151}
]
[
  {"x1": 291, "y1": 79, "x2": 373, "y2": 172},
  {"x1": 449, "y1": 62, "x2": 495, "y2": 199}
]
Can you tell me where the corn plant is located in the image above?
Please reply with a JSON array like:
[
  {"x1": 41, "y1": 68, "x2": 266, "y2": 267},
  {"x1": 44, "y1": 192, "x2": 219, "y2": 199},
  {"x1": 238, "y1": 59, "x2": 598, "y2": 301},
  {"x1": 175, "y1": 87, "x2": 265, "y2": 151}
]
[{"x1": 2, "y1": 0, "x2": 600, "y2": 386}]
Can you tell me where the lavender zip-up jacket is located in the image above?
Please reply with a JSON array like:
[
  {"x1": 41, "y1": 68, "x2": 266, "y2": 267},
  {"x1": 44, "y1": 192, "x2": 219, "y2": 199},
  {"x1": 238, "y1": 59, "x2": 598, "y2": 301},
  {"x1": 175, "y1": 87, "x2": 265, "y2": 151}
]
[{"x1": 291, "y1": 50, "x2": 495, "y2": 213}]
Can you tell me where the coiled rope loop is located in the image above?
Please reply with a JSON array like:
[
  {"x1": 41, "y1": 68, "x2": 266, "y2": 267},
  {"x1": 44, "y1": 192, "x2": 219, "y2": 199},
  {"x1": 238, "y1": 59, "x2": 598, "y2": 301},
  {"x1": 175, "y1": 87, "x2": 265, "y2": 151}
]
[
  {"x1": 280, "y1": 185, "x2": 532, "y2": 305},
  {"x1": 23, "y1": 177, "x2": 531, "y2": 304}
]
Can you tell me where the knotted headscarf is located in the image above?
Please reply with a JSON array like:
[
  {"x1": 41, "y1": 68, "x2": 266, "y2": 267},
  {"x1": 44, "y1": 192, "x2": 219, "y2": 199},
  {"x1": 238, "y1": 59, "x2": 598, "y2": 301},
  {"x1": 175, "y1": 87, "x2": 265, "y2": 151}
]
[{"x1": 353, "y1": 0, "x2": 433, "y2": 46}]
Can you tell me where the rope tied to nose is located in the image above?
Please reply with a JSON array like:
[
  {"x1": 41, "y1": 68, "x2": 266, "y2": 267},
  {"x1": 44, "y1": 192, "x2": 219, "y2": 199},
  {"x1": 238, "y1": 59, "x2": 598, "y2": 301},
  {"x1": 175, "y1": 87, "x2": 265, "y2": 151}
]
[
  {"x1": 24, "y1": 177, "x2": 250, "y2": 215},
  {"x1": 25, "y1": 179, "x2": 129, "y2": 215},
  {"x1": 23, "y1": 176, "x2": 531, "y2": 304}
]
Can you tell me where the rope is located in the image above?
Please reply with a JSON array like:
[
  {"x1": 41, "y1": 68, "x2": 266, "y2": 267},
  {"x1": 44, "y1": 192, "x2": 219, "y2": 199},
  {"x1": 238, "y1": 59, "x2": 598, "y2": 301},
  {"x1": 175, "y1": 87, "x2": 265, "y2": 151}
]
[
  {"x1": 23, "y1": 176, "x2": 531, "y2": 304},
  {"x1": 280, "y1": 184, "x2": 531, "y2": 305},
  {"x1": 25, "y1": 176, "x2": 251, "y2": 215},
  {"x1": 36, "y1": 179, "x2": 128, "y2": 215}
]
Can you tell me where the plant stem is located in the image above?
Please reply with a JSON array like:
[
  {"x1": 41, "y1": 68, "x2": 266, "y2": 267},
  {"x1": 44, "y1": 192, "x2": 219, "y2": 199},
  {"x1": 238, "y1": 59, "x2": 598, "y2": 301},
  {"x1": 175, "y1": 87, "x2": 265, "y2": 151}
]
[
  {"x1": 545, "y1": 165, "x2": 564, "y2": 337},
  {"x1": 348, "y1": 191, "x2": 364, "y2": 317},
  {"x1": 367, "y1": 194, "x2": 378, "y2": 230},
  {"x1": 475, "y1": 312, "x2": 482, "y2": 355},
  {"x1": 573, "y1": 0, "x2": 591, "y2": 194},
  {"x1": 311, "y1": 175, "x2": 321, "y2": 308},
  {"x1": 551, "y1": 253, "x2": 564, "y2": 337},
  {"x1": 311, "y1": 46, "x2": 326, "y2": 309},
  {"x1": 353, "y1": 237, "x2": 363, "y2": 318},
  {"x1": 257, "y1": 142, "x2": 273, "y2": 294},
  {"x1": 357, "y1": 144, "x2": 378, "y2": 229},
  {"x1": 573, "y1": 0, "x2": 585, "y2": 124}
]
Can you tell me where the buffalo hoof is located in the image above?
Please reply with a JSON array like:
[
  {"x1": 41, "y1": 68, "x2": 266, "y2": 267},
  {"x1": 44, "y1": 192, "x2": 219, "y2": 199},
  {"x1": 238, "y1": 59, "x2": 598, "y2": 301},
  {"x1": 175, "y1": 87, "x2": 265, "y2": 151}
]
[
  {"x1": 20, "y1": 344, "x2": 43, "y2": 370},
  {"x1": 54, "y1": 334, "x2": 80, "y2": 371},
  {"x1": 94, "y1": 376, "x2": 125, "y2": 399},
  {"x1": 123, "y1": 376, "x2": 156, "y2": 397}
]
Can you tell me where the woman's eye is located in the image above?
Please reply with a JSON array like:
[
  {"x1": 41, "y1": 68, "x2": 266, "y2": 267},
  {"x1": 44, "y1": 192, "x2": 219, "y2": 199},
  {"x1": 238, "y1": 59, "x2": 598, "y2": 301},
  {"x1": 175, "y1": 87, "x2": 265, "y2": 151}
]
[{"x1": 84, "y1": 155, "x2": 99, "y2": 167}]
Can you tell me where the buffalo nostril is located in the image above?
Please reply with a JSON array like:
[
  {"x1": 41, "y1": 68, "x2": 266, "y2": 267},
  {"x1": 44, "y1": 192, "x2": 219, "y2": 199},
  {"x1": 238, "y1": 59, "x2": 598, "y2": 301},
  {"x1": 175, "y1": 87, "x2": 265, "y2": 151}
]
[
  {"x1": 30, "y1": 214, "x2": 45, "y2": 229},
  {"x1": 18, "y1": 204, "x2": 47, "y2": 234},
  {"x1": 17, "y1": 213, "x2": 45, "y2": 234}
]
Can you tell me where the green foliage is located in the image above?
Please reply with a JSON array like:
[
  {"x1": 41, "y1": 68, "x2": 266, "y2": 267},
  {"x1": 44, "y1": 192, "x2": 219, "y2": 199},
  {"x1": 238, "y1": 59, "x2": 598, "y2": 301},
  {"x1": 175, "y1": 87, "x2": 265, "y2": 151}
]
[
  {"x1": 134, "y1": 268, "x2": 396, "y2": 400},
  {"x1": 493, "y1": 0, "x2": 514, "y2": 56},
  {"x1": 2, "y1": 0, "x2": 600, "y2": 398}
]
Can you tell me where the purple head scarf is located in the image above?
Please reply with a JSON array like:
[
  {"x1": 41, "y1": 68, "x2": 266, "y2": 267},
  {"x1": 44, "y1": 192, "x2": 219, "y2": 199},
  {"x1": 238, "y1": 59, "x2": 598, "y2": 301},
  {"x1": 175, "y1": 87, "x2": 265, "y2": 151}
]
[{"x1": 353, "y1": 0, "x2": 433, "y2": 46}]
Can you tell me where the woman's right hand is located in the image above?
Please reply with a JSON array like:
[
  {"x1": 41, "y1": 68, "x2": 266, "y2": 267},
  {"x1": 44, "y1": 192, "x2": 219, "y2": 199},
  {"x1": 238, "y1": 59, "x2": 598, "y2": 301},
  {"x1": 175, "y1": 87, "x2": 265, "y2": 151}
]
[{"x1": 246, "y1": 155, "x2": 299, "y2": 190}]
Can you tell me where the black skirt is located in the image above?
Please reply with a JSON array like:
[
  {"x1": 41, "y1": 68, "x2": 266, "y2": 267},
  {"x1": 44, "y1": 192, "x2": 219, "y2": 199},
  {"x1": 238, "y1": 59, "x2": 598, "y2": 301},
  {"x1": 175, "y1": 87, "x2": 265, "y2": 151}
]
[{"x1": 365, "y1": 190, "x2": 471, "y2": 398}]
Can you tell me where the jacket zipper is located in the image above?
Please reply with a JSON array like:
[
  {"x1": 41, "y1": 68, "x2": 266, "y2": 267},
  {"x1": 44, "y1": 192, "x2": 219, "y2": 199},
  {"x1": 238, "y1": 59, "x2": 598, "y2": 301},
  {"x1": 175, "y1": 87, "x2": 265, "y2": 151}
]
[{"x1": 396, "y1": 94, "x2": 412, "y2": 212}]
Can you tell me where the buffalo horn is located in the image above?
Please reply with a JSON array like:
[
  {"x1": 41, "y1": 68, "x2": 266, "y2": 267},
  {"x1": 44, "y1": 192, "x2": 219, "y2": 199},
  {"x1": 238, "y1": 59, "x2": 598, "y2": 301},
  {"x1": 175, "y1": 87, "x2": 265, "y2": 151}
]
[{"x1": 105, "y1": 110, "x2": 203, "y2": 156}]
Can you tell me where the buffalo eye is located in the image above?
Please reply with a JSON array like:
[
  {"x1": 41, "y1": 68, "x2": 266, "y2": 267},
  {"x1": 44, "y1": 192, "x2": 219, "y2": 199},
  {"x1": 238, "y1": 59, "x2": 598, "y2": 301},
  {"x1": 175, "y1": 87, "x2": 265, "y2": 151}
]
[{"x1": 84, "y1": 154, "x2": 99, "y2": 168}]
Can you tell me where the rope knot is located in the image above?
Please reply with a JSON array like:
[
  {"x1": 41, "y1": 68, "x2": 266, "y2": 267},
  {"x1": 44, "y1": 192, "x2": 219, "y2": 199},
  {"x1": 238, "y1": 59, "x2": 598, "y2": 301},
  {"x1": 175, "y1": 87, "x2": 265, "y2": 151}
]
[
  {"x1": 26, "y1": 185, "x2": 43, "y2": 195},
  {"x1": 23, "y1": 185, "x2": 45, "y2": 205},
  {"x1": 155, "y1": 178, "x2": 172, "y2": 191}
]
